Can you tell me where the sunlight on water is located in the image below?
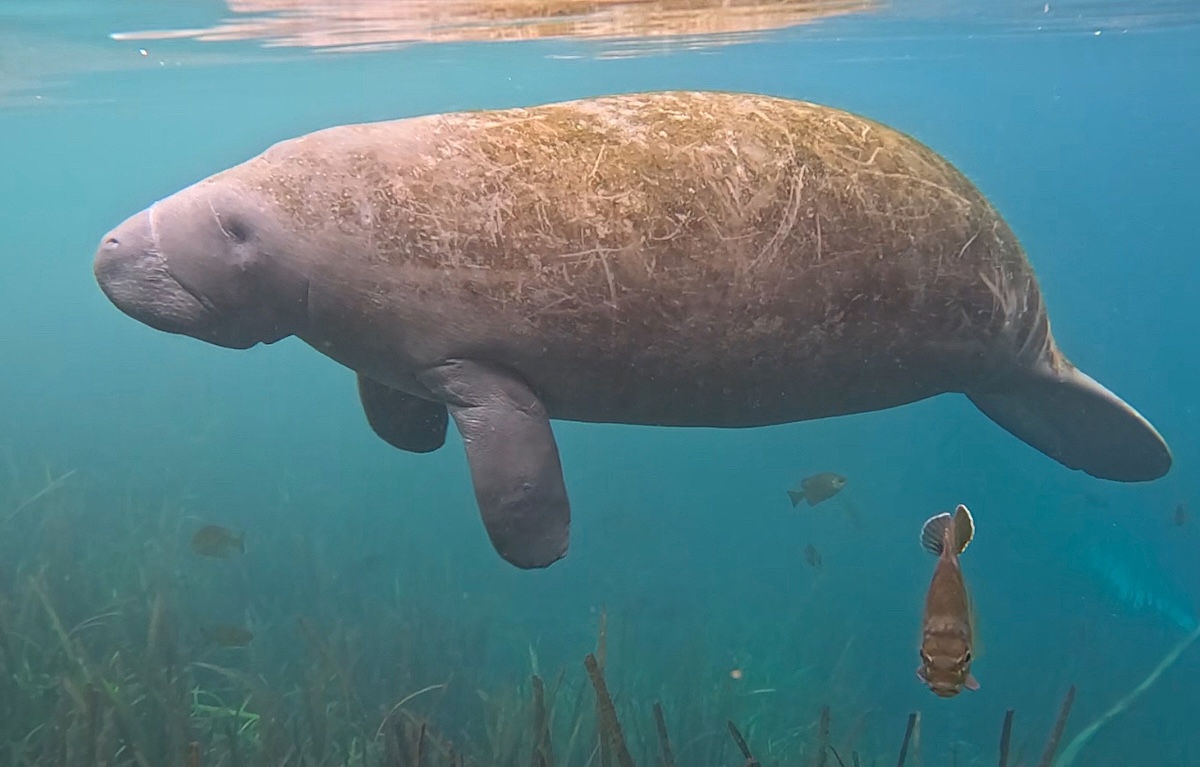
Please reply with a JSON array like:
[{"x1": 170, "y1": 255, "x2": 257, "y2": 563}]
[
  {"x1": 107, "y1": 0, "x2": 882, "y2": 55},
  {"x1": 2, "y1": 0, "x2": 1198, "y2": 108},
  {"x1": 96, "y1": 0, "x2": 1200, "y2": 53}
]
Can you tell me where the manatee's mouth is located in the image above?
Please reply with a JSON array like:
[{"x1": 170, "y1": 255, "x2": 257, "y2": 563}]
[{"x1": 93, "y1": 204, "x2": 240, "y2": 345}]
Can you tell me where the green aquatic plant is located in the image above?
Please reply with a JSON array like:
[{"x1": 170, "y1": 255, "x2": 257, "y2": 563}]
[
  {"x1": 0, "y1": 455, "x2": 1177, "y2": 767},
  {"x1": 1052, "y1": 623, "x2": 1200, "y2": 767}
]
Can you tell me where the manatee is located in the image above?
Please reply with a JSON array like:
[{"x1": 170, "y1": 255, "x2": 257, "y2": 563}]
[{"x1": 92, "y1": 91, "x2": 1172, "y2": 569}]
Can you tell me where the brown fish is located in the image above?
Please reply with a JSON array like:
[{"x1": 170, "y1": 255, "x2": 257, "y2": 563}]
[
  {"x1": 916, "y1": 504, "x2": 979, "y2": 698},
  {"x1": 787, "y1": 472, "x2": 848, "y2": 507},
  {"x1": 190, "y1": 524, "x2": 245, "y2": 558},
  {"x1": 202, "y1": 623, "x2": 254, "y2": 647},
  {"x1": 1174, "y1": 503, "x2": 1188, "y2": 527}
]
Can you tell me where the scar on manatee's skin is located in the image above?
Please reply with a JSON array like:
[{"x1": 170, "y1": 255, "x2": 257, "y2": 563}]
[{"x1": 209, "y1": 201, "x2": 238, "y2": 243}]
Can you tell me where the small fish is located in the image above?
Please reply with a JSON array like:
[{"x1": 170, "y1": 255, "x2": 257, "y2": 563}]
[
  {"x1": 202, "y1": 623, "x2": 254, "y2": 647},
  {"x1": 787, "y1": 472, "x2": 848, "y2": 507},
  {"x1": 803, "y1": 543, "x2": 823, "y2": 568},
  {"x1": 1174, "y1": 503, "x2": 1188, "y2": 527},
  {"x1": 916, "y1": 504, "x2": 979, "y2": 698},
  {"x1": 190, "y1": 524, "x2": 245, "y2": 559}
]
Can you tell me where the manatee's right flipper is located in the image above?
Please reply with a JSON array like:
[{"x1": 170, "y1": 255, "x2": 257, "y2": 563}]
[
  {"x1": 356, "y1": 373, "x2": 448, "y2": 454},
  {"x1": 417, "y1": 360, "x2": 570, "y2": 570},
  {"x1": 967, "y1": 361, "x2": 1171, "y2": 483}
]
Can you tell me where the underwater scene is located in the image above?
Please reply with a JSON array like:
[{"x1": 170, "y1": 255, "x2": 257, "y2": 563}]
[{"x1": 2, "y1": 0, "x2": 1199, "y2": 765}]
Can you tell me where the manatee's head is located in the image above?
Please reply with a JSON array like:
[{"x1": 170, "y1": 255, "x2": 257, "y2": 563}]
[{"x1": 93, "y1": 178, "x2": 309, "y2": 350}]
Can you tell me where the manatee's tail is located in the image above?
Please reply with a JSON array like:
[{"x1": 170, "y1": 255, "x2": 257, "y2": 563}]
[{"x1": 967, "y1": 361, "x2": 1171, "y2": 483}]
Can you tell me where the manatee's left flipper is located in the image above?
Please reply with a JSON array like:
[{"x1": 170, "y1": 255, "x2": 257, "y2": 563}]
[
  {"x1": 417, "y1": 360, "x2": 570, "y2": 569},
  {"x1": 967, "y1": 360, "x2": 1172, "y2": 483},
  {"x1": 356, "y1": 373, "x2": 449, "y2": 454}
]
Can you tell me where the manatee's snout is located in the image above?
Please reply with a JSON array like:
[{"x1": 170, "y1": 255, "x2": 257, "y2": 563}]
[
  {"x1": 93, "y1": 207, "x2": 216, "y2": 339},
  {"x1": 93, "y1": 188, "x2": 310, "y2": 350}
]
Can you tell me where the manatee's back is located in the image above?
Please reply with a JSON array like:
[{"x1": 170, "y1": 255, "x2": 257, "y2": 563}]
[{"x1": 246, "y1": 92, "x2": 1050, "y2": 426}]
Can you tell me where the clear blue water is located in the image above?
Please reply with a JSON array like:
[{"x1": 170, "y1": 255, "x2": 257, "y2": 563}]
[{"x1": 2, "y1": 1, "x2": 1199, "y2": 764}]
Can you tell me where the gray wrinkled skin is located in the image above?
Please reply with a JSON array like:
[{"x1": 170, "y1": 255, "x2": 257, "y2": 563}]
[{"x1": 93, "y1": 91, "x2": 1172, "y2": 569}]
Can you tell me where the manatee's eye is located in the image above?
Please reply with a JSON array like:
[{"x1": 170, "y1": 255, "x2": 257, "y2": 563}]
[
  {"x1": 920, "y1": 650, "x2": 932, "y2": 664},
  {"x1": 225, "y1": 217, "x2": 250, "y2": 244},
  {"x1": 215, "y1": 211, "x2": 250, "y2": 244}
]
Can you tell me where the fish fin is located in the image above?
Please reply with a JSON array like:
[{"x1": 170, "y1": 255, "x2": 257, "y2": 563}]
[
  {"x1": 966, "y1": 359, "x2": 1171, "y2": 483},
  {"x1": 916, "y1": 665, "x2": 928, "y2": 684},
  {"x1": 964, "y1": 672, "x2": 980, "y2": 691},
  {"x1": 952, "y1": 504, "x2": 975, "y2": 556},
  {"x1": 787, "y1": 489, "x2": 804, "y2": 508},
  {"x1": 920, "y1": 512, "x2": 953, "y2": 556}
]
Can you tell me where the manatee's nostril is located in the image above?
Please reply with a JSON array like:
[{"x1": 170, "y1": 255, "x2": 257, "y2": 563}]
[{"x1": 104, "y1": 236, "x2": 120, "y2": 248}]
